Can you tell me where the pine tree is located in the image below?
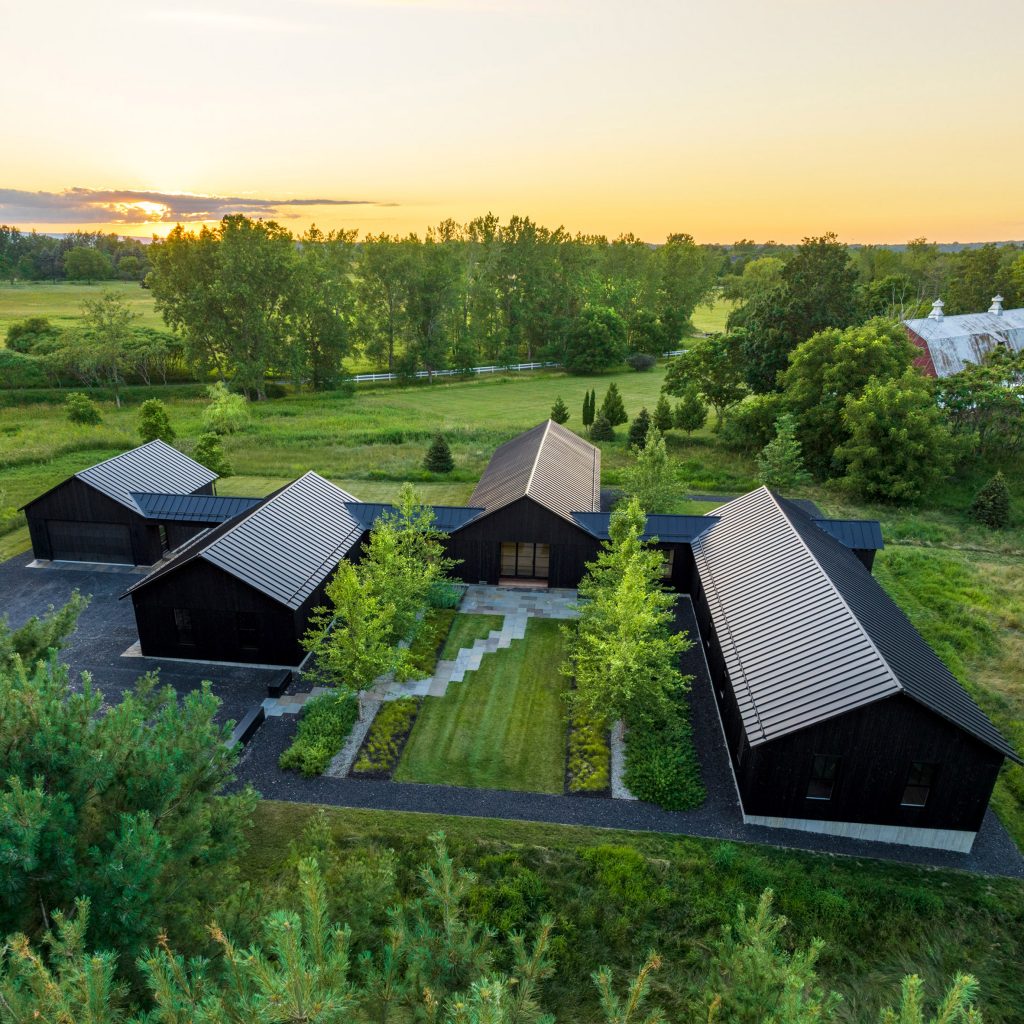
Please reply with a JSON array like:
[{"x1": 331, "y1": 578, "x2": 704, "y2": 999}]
[
  {"x1": 589, "y1": 412, "x2": 615, "y2": 441},
  {"x1": 192, "y1": 433, "x2": 232, "y2": 475},
  {"x1": 627, "y1": 407, "x2": 652, "y2": 449},
  {"x1": 756, "y1": 414, "x2": 810, "y2": 490},
  {"x1": 673, "y1": 385, "x2": 708, "y2": 435},
  {"x1": 137, "y1": 399, "x2": 175, "y2": 444},
  {"x1": 600, "y1": 382, "x2": 628, "y2": 426},
  {"x1": 550, "y1": 396, "x2": 570, "y2": 424},
  {"x1": 423, "y1": 433, "x2": 454, "y2": 473},
  {"x1": 652, "y1": 395, "x2": 673, "y2": 433},
  {"x1": 969, "y1": 471, "x2": 1010, "y2": 529}
]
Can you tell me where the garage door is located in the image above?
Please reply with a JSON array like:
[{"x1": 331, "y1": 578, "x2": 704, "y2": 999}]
[{"x1": 47, "y1": 520, "x2": 133, "y2": 563}]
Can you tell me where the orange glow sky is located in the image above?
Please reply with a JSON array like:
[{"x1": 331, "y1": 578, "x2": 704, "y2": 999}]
[{"x1": 3, "y1": 0, "x2": 1022, "y2": 244}]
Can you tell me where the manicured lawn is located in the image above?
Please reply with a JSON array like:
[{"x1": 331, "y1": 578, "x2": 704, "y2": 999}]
[
  {"x1": 440, "y1": 612, "x2": 504, "y2": 659},
  {"x1": 395, "y1": 618, "x2": 567, "y2": 793},
  {"x1": 689, "y1": 295, "x2": 736, "y2": 335}
]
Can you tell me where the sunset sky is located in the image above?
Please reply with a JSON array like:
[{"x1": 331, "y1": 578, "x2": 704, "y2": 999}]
[{"x1": 4, "y1": 0, "x2": 1022, "y2": 244}]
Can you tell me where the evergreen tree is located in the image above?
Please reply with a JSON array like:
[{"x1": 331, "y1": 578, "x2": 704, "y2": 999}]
[
  {"x1": 582, "y1": 389, "x2": 596, "y2": 430},
  {"x1": 756, "y1": 414, "x2": 810, "y2": 490},
  {"x1": 624, "y1": 429, "x2": 673, "y2": 513},
  {"x1": 191, "y1": 433, "x2": 232, "y2": 476},
  {"x1": 652, "y1": 395, "x2": 673, "y2": 433},
  {"x1": 65, "y1": 392, "x2": 101, "y2": 425},
  {"x1": 969, "y1": 471, "x2": 1010, "y2": 529},
  {"x1": 589, "y1": 412, "x2": 615, "y2": 441},
  {"x1": 673, "y1": 385, "x2": 708, "y2": 435},
  {"x1": 627, "y1": 407, "x2": 651, "y2": 449},
  {"x1": 599, "y1": 382, "x2": 627, "y2": 426},
  {"x1": 550, "y1": 396, "x2": 570, "y2": 424},
  {"x1": 137, "y1": 399, "x2": 175, "y2": 444},
  {"x1": 424, "y1": 433, "x2": 455, "y2": 473},
  {"x1": 0, "y1": 591, "x2": 89, "y2": 673}
]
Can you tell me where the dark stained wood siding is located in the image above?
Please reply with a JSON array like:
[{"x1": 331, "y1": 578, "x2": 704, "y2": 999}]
[
  {"x1": 131, "y1": 557, "x2": 306, "y2": 665},
  {"x1": 445, "y1": 497, "x2": 601, "y2": 588}
]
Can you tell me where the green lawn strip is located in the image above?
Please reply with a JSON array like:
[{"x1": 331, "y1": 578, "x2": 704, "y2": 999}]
[
  {"x1": 243, "y1": 799, "x2": 1024, "y2": 1024},
  {"x1": 440, "y1": 613, "x2": 504, "y2": 660},
  {"x1": 395, "y1": 618, "x2": 567, "y2": 793}
]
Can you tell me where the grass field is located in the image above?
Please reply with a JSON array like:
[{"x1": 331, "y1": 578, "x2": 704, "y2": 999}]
[
  {"x1": 396, "y1": 617, "x2": 567, "y2": 792},
  {"x1": 244, "y1": 799, "x2": 1024, "y2": 1023},
  {"x1": 0, "y1": 280, "x2": 165, "y2": 337}
]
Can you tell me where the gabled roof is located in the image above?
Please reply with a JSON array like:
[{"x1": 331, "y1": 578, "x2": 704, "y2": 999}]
[
  {"x1": 571, "y1": 511, "x2": 718, "y2": 544},
  {"x1": 692, "y1": 487, "x2": 1020, "y2": 763},
  {"x1": 811, "y1": 517, "x2": 884, "y2": 551},
  {"x1": 904, "y1": 308, "x2": 1024, "y2": 377},
  {"x1": 468, "y1": 420, "x2": 601, "y2": 524},
  {"x1": 23, "y1": 440, "x2": 218, "y2": 514},
  {"x1": 131, "y1": 491, "x2": 263, "y2": 523},
  {"x1": 125, "y1": 473, "x2": 363, "y2": 610},
  {"x1": 343, "y1": 502, "x2": 486, "y2": 535}
]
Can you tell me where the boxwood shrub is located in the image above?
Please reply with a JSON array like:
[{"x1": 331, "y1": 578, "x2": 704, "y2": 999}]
[
  {"x1": 352, "y1": 697, "x2": 420, "y2": 777},
  {"x1": 623, "y1": 703, "x2": 704, "y2": 810},
  {"x1": 567, "y1": 712, "x2": 610, "y2": 794},
  {"x1": 278, "y1": 689, "x2": 358, "y2": 777}
]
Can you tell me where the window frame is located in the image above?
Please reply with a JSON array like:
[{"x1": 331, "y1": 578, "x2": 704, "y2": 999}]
[
  {"x1": 900, "y1": 761, "x2": 938, "y2": 808},
  {"x1": 806, "y1": 754, "x2": 841, "y2": 801},
  {"x1": 173, "y1": 607, "x2": 195, "y2": 646}
]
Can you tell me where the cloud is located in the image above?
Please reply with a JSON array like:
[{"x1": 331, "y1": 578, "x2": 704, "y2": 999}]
[{"x1": 0, "y1": 187, "x2": 385, "y2": 225}]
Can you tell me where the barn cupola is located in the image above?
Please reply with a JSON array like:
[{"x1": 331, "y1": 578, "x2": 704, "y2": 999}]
[
  {"x1": 928, "y1": 297, "x2": 944, "y2": 321},
  {"x1": 989, "y1": 294, "x2": 1004, "y2": 316}
]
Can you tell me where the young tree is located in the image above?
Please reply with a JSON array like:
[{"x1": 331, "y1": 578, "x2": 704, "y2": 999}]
[
  {"x1": 673, "y1": 386, "x2": 708, "y2": 435},
  {"x1": 423, "y1": 433, "x2": 455, "y2": 473},
  {"x1": 623, "y1": 429, "x2": 673, "y2": 513},
  {"x1": 627, "y1": 407, "x2": 651, "y2": 449},
  {"x1": 191, "y1": 433, "x2": 232, "y2": 476},
  {"x1": 756, "y1": 414, "x2": 810, "y2": 490},
  {"x1": 589, "y1": 412, "x2": 615, "y2": 441},
  {"x1": 64, "y1": 392, "x2": 101, "y2": 425},
  {"x1": 202, "y1": 381, "x2": 250, "y2": 434},
  {"x1": 564, "y1": 306, "x2": 628, "y2": 373},
  {"x1": 137, "y1": 399, "x2": 175, "y2": 444},
  {"x1": 837, "y1": 370, "x2": 955, "y2": 502},
  {"x1": 79, "y1": 290, "x2": 138, "y2": 407},
  {"x1": 969, "y1": 470, "x2": 1011, "y2": 529},
  {"x1": 582, "y1": 388, "x2": 596, "y2": 430},
  {"x1": 652, "y1": 395, "x2": 673, "y2": 433},
  {"x1": 662, "y1": 334, "x2": 746, "y2": 430},
  {"x1": 550, "y1": 396, "x2": 570, "y2": 424},
  {"x1": 599, "y1": 382, "x2": 628, "y2": 426}
]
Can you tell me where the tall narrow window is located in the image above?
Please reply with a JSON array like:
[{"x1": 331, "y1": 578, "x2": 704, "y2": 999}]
[
  {"x1": 901, "y1": 762, "x2": 937, "y2": 807},
  {"x1": 806, "y1": 755, "x2": 840, "y2": 800},
  {"x1": 237, "y1": 612, "x2": 260, "y2": 653},
  {"x1": 158, "y1": 525, "x2": 169, "y2": 553},
  {"x1": 661, "y1": 548, "x2": 675, "y2": 579},
  {"x1": 173, "y1": 607, "x2": 194, "y2": 646}
]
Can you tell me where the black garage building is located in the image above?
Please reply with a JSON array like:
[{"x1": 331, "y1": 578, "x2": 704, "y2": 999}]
[
  {"x1": 124, "y1": 472, "x2": 362, "y2": 666},
  {"x1": 689, "y1": 487, "x2": 1021, "y2": 852},
  {"x1": 22, "y1": 440, "x2": 223, "y2": 565}
]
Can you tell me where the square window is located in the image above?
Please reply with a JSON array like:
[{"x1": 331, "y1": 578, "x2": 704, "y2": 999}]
[
  {"x1": 806, "y1": 754, "x2": 840, "y2": 800},
  {"x1": 901, "y1": 761, "x2": 937, "y2": 807}
]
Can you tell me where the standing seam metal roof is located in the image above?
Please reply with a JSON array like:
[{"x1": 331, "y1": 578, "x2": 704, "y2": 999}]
[
  {"x1": 811, "y1": 518, "x2": 885, "y2": 551},
  {"x1": 468, "y1": 420, "x2": 601, "y2": 524},
  {"x1": 125, "y1": 473, "x2": 363, "y2": 610},
  {"x1": 693, "y1": 487, "x2": 1019, "y2": 762},
  {"x1": 130, "y1": 491, "x2": 264, "y2": 523},
  {"x1": 74, "y1": 440, "x2": 218, "y2": 512},
  {"x1": 343, "y1": 502, "x2": 486, "y2": 534},
  {"x1": 570, "y1": 511, "x2": 719, "y2": 543}
]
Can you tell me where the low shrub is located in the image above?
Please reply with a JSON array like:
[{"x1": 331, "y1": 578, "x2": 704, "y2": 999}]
[
  {"x1": 351, "y1": 697, "x2": 420, "y2": 777},
  {"x1": 278, "y1": 689, "x2": 359, "y2": 777},
  {"x1": 65, "y1": 391, "x2": 102, "y2": 425},
  {"x1": 427, "y1": 579, "x2": 465, "y2": 609},
  {"x1": 567, "y1": 712, "x2": 610, "y2": 794},
  {"x1": 626, "y1": 352, "x2": 657, "y2": 372},
  {"x1": 623, "y1": 703, "x2": 704, "y2": 810},
  {"x1": 404, "y1": 607, "x2": 457, "y2": 677}
]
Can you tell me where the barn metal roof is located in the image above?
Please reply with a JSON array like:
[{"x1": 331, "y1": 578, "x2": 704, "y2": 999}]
[
  {"x1": 468, "y1": 420, "x2": 601, "y2": 524},
  {"x1": 125, "y1": 473, "x2": 363, "y2": 610},
  {"x1": 811, "y1": 517, "x2": 885, "y2": 551},
  {"x1": 72, "y1": 440, "x2": 218, "y2": 513},
  {"x1": 344, "y1": 502, "x2": 486, "y2": 534},
  {"x1": 130, "y1": 491, "x2": 264, "y2": 523},
  {"x1": 571, "y1": 511, "x2": 719, "y2": 543},
  {"x1": 904, "y1": 308, "x2": 1024, "y2": 377},
  {"x1": 693, "y1": 487, "x2": 1020, "y2": 763}
]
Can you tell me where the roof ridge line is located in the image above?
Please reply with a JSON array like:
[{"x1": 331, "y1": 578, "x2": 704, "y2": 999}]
[
  {"x1": 765, "y1": 487, "x2": 903, "y2": 697},
  {"x1": 523, "y1": 419, "x2": 552, "y2": 502},
  {"x1": 73, "y1": 438, "x2": 172, "y2": 482}
]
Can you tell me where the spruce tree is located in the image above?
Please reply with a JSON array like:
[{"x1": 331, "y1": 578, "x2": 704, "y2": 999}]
[
  {"x1": 423, "y1": 433, "x2": 454, "y2": 473},
  {"x1": 652, "y1": 394, "x2": 674, "y2": 433},
  {"x1": 627, "y1": 407, "x2": 652, "y2": 449},
  {"x1": 599, "y1": 382, "x2": 627, "y2": 426},
  {"x1": 550, "y1": 396, "x2": 570, "y2": 424},
  {"x1": 589, "y1": 412, "x2": 615, "y2": 441},
  {"x1": 137, "y1": 399, "x2": 175, "y2": 444},
  {"x1": 673, "y1": 385, "x2": 707, "y2": 435},
  {"x1": 969, "y1": 470, "x2": 1010, "y2": 529},
  {"x1": 756, "y1": 414, "x2": 810, "y2": 490}
]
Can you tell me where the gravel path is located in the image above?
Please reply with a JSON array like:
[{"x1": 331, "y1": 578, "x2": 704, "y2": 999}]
[
  {"x1": 325, "y1": 699, "x2": 381, "y2": 778},
  {"x1": 609, "y1": 720, "x2": 637, "y2": 800}
]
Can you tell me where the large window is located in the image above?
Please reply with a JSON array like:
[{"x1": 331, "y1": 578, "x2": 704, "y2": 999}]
[
  {"x1": 901, "y1": 761, "x2": 937, "y2": 807},
  {"x1": 500, "y1": 542, "x2": 550, "y2": 579},
  {"x1": 806, "y1": 754, "x2": 840, "y2": 800},
  {"x1": 173, "y1": 607, "x2": 194, "y2": 646}
]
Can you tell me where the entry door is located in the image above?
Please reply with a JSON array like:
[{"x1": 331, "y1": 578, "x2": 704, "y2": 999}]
[{"x1": 500, "y1": 542, "x2": 550, "y2": 578}]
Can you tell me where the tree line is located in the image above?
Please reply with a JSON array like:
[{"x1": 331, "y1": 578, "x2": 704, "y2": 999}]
[{"x1": 0, "y1": 226, "x2": 150, "y2": 283}]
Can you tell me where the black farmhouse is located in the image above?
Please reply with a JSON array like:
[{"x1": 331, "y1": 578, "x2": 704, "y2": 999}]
[{"x1": 20, "y1": 440, "x2": 240, "y2": 565}]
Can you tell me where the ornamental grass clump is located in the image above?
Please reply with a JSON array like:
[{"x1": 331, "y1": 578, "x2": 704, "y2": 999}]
[{"x1": 352, "y1": 697, "x2": 420, "y2": 776}]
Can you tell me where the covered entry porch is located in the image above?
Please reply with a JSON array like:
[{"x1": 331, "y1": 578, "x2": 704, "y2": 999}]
[{"x1": 498, "y1": 541, "x2": 550, "y2": 589}]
